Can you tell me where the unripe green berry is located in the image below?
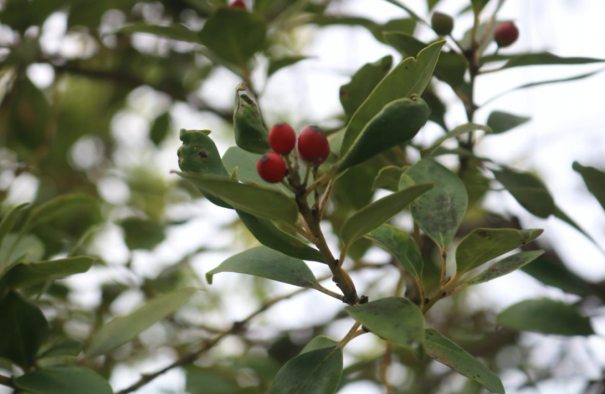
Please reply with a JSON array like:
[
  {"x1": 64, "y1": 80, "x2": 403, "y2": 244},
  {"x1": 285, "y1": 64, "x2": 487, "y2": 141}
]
[{"x1": 431, "y1": 12, "x2": 454, "y2": 36}]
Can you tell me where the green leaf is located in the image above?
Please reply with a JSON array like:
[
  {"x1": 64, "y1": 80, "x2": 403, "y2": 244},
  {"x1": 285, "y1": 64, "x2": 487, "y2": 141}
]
[
  {"x1": 120, "y1": 217, "x2": 166, "y2": 250},
  {"x1": 14, "y1": 366, "x2": 113, "y2": 394},
  {"x1": 365, "y1": 224, "x2": 423, "y2": 284},
  {"x1": 268, "y1": 346, "x2": 343, "y2": 394},
  {"x1": 340, "y1": 183, "x2": 434, "y2": 248},
  {"x1": 339, "y1": 55, "x2": 393, "y2": 117},
  {"x1": 27, "y1": 194, "x2": 97, "y2": 230},
  {"x1": 427, "y1": 0, "x2": 443, "y2": 10},
  {"x1": 470, "y1": 0, "x2": 491, "y2": 15},
  {"x1": 425, "y1": 329, "x2": 504, "y2": 394},
  {"x1": 38, "y1": 339, "x2": 83, "y2": 359},
  {"x1": 237, "y1": 211, "x2": 325, "y2": 263},
  {"x1": 492, "y1": 52, "x2": 605, "y2": 70},
  {"x1": 345, "y1": 297, "x2": 425, "y2": 351},
  {"x1": 149, "y1": 111, "x2": 171, "y2": 145},
  {"x1": 492, "y1": 167, "x2": 555, "y2": 218},
  {"x1": 487, "y1": 111, "x2": 530, "y2": 134},
  {"x1": 456, "y1": 228, "x2": 543, "y2": 276},
  {"x1": 116, "y1": 23, "x2": 200, "y2": 43},
  {"x1": 573, "y1": 161, "x2": 605, "y2": 211},
  {"x1": 0, "y1": 233, "x2": 44, "y2": 267},
  {"x1": 206, "y1": 246, "x2": 319, "y2": 288},
  {"x1": 199, "y1": 9, "x2": 266, "y2": 66},
  {"x1": 483, "y1": 68, "x2": 605, "y2": 106},
  {"x1": 402, "y1": 159, "x2": 468, "y2": 249},
  {"x1": 300, "y1": 336, "x2": 339, "y2": 355},
  {"x1": 340, "y1": 40, "x2": 445, "y2": 156},
  {"x1": 462, "y1": 250, "x2": 544, "y2": 287},
  {"x1": 86, "y1": 287, "x2": 197, "y2": 357},
  {"x1": 497, "y1": 298, "x2": 594, "y2": 336},
  {"x1": 385, "y1": 33, "x2": 467, "y2": 88},
  {"x1": 521, "y1": 254, "x2": 594, "y2": 297},
  {"x1": 423, "y1": 123, "x2": 492, "y2": 155},
  {"x1": 0, "y1": 256, "x2": 93, "y2": 293},
  {"x1": 174, "y1": 171, "x2": 298, "y2": 223},
  {"x1": 373, "y1": 166, "x2": 406, "y2": 192},
  {"x1": 233, "y1": 83, "x2": 270, "y2": 154},
  {"x1": 338, "y1": 96, "x2": 430, "y2": 171},
  {"x1": 0, "y1": 202, "x2": 29, "y2": 246},
  {"x1": 0, "y1": 290, "x2": 49, "y2": 368},
  {"x1": 553, "y1": 207, "x2": 605, "y2": 256},
  {"x1": 268, "y1": 55, "x2": 309, "y2": 77},
  {"x1": 310, "y1": 15, "x2": 415, "y2": 45}
]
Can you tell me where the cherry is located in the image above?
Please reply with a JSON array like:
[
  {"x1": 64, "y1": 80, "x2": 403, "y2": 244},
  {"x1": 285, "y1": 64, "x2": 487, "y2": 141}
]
[
  {"x1": 494, "y1": 21, "x2": 519, "y2": 48},
  {"x1": 269, "y1": 123, "x2": 296, "y2": 154},
  {"x1": 297, "y1": 126, "x2": 330, "y2": 165},
  {"x1": 431, "y1": 12, "x2": 454, "y2": 36},
  {"x1": 230, "y1": 0, "x2": 246, "y2": 9},
  {"x1": 257, "y1": 152, "x2": 286, "y2": 183}
]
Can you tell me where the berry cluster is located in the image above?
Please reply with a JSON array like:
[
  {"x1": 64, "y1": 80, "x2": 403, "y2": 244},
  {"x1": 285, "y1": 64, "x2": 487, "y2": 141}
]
[{"x1": 256, "y1": 123, "x2": 330, "y2": 184}]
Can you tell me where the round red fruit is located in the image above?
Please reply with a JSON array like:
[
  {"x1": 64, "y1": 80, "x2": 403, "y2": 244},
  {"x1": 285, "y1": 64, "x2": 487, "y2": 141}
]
[
  {"x1": 298, "y1": 125, "x2": 330, "y2": 165},
  {"x1": 494, "y1": 21, "x2": 519, "y2": 48},
  {"x1": 230, "y1": 0, "x2": 246, "y2": 9},
  {"x1": 257, "y1": 152, "x2": 286, "y2": 183},
  {"x1": 269, "y1": 123, "x2": 296, "y2": 154}
]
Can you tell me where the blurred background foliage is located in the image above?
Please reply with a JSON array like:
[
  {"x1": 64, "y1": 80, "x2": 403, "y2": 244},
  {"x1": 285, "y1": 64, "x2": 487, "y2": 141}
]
[{"x1": 1, "y1": 0, "x2": 605, "y2": 393}]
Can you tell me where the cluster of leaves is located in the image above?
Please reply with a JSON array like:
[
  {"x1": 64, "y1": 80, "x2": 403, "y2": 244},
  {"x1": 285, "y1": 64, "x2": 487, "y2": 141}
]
[{"x1": 1, "y1": 0, "x2": 605, "y2": 393}]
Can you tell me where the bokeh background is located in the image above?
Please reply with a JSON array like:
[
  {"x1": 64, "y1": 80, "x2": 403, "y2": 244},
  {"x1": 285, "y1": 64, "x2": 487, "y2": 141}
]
[{"x1": 1, "y1": 0, "x2": 605, "y2": 393}]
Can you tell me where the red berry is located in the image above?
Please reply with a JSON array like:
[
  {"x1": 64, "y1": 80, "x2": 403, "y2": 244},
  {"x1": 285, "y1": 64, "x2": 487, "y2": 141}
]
[
  {"x1": 230, "y1": 0, "x2": 246, "y2": 9},
  {"x1": 257, "y1": 152, "x2": 286, "y2": 183},
  {"x1": 494, "y1": 21, "x2": 519, "y2": 48},
  {"x1": 298, "y1": 126, "x2": 330, "y2": 165},
  {"x1": 269, "y1": 123, "x2": 296, "y2": 154}
]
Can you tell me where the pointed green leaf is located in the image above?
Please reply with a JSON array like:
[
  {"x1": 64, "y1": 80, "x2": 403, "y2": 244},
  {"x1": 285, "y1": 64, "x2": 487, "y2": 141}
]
[
  {"x1": 0, "y1": 256, "x2": 93, "y2": 293},
  {"x1": 206, "y1": 246, "x2": 319, "y2": 288},
  {"x1": 199, "y1": 9, "x2": 266, "y2": 66},
  {"x1": 344, "y1": 297, "x2": 425, "y2": 351},
  {"x1": 268, "y1": 346, "x2": 343, "y2": 394},
  {"x1": 0, "y1": 233, "x2": 44, "y2": 267},
  {"x1": 402, "y1": 159, "x2": 468, "y2": 249},
  {"x1": 497, "y1": 298, "x2": 594, "y2": 336},
  {"x1": 365, "y1": 224, "x2": 423, "y2": 283},
  {"x1": 233, "y1": 84, "x2": 270, "y2": 154},
  {"x1": 340, "y1": 40, "x2": 445, "y2": 156},
  {"x1": 487, "y1": 111, "x2": 530, "y2": 134},
  {"x1": 311, "y1": 15, "x2": 415, "y2": 45},
  {"x1": 38, "y1": 339, "x2": 83, "y2": 359},
  {"x1": 27, "y1": 194, "x2": 97, "y2": 230},
  {"x1": 462, "y1": 251, "x2": 544, "y2": 287},
  {"x1": 483, "y1": 68, "x2": 605, "y2": 106},
  {"x1": 0, "y1": 290, "x2": 49, "y2": 368},
  {"x1": 15, "y1": 367, "x2": 113, "y2": 394},
  {"x1": 268, "y1": 55, "x2": 310, "y2": 77},
  {"x1": 553, "y1": 207, "x2": 605, "y2": 255},
  {"x1": 340, "y1": 183, "x2": 434, "y2": 248},
  {"x1": 339, "y1": 55, "x2": 393, "y2": 117},
  {"x1": 492, "y1": 167, "x2": 555, "y2": 218},
  {"x1": 0, "y1": 202, "x2": 29, "y2": 246},
  {"x1": 174, "y1": 171, "x2": 298, "y2": 223},
  {"x1": 456, "y1": 228, "x2": 543, "y2": 276},
  {"x1": 149, "y1": 111, "x2": 171, "y2": 145},
  {"x1": 497, "y1": 52, "x2": 605, "y2": 70},
  {"x1": 470, "y1": 0, "x2": 491, "y2": 15},
  {"x1": 339, "y1": 96, "x2": 430, "y2": 171},
  {"x1": 385, "y1": 33, "x2": 467, "y2": 88},
  {"x1": 86, "y1": 287, "x2": 197, "y2": 357},
  {"x1": 573, "y1": 161, "x2": 605, "y2": 211},
  {"x1": 373, "y1": 166, "x2": 406, "y2": 192},
  {"x1": 301, "y1": 335, "x2": 339, "y2": 355},
  {"x1": 425, "y1": 329, "x2": 504, "y2": 394},
  {"x1": 424, "y1": 123, "x2": 492, "y2": 155},
  {"x1": 116, "y1": 23, "x2": 200, "y2": 43},
  {"x1": 237, "y1": 211, "x2": 325, "y2": 263}
]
